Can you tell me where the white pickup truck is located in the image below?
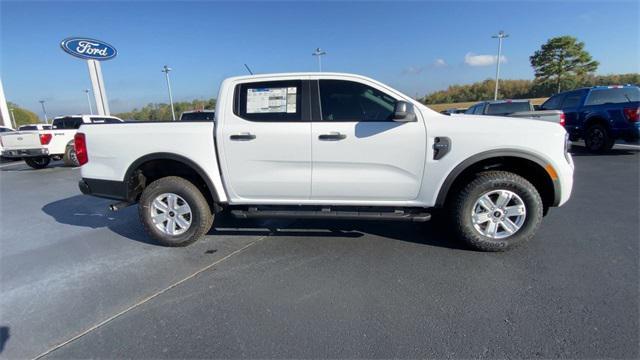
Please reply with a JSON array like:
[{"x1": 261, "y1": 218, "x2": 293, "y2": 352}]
[
  {"x1": 0, "y1": 114, "x2": 122, "y2": 168},
  {"x1": 77, "y1": 73, "x2": 574, "y2": 251}
]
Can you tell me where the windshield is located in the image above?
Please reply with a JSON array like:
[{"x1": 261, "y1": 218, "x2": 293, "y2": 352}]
[
  {"x1": 180, "y1": 112, "x2": 215, "y2": 121},
  {"x1": 486, "y1": 102, "x2": 531, "y2": 115}
]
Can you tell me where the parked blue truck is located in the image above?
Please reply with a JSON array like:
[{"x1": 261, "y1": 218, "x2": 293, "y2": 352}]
[{"x1": 539, "y1": 85, "x2": 640, "y2": 152}]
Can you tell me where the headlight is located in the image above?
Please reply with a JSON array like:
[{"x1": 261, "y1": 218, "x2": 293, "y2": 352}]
[{"x1": 564, "y1": 132, "x2": 572, "y2": 164}]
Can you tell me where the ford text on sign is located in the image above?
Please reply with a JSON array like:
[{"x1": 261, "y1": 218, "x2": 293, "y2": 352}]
[{"x1": 60, "y1": 37, "x2": 117, "y2": 61}]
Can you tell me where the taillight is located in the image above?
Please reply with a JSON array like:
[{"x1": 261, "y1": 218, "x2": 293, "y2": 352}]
[
  {"x1": 559, "y1": 113, "x2": 566, "y2": 127},
  {"x1": 39, "y1": 133, "x2": 52, "y2": 145},
  {"x1": 623, "y1": 107, "x2": 639, "y2": 122},
  {"x1": 74, "y1": 132, "x2": 88, "y2": 166}
]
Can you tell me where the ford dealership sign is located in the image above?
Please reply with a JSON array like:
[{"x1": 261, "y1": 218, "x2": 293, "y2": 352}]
[{"x1": 60, "y1": 37, "x2": 117, "y2": 61}]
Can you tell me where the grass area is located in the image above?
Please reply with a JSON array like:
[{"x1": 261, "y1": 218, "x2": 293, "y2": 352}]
[{"x1": 426, "y1": 97, "x2": 549, "y2": 112}]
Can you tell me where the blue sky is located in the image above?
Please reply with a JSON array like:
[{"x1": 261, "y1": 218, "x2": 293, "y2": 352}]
[{"x1": 1, "y1": 0, "x2": 639, "y2": 118}]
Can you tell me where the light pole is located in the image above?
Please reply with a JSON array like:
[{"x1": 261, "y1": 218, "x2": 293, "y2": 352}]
[
  {"x1": 491, "y1": 30, "x2": 509, "y2": 100},
  {"x1": 9, "y1": 108, "x2": 16, "y2": 128},
  {"x1": 312, "y1": 48, "x2": 326, "y2": 72},
  {"x1": 84, "y1": 89, "x2": 93, "y2": 115},
  {"x1": 162, "y1": 65, "x2": 176, "y2": 121},
  {"x1": 39, "y1": 100, "x2": 49, "y2": 123}
]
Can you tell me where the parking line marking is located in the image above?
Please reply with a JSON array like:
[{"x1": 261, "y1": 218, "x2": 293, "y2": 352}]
[
  {"x1": 32, "y1": 235, "x2": 270, "y2": 360},
  {"x1": 615, "y1": 143, "x2": 640, "y2": 150},
  {"x1": 0, "y1": 161, "x2": 25, "y2": 168}
]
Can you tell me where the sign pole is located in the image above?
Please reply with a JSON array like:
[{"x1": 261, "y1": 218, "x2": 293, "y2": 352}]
[
  {"x1": 87, "y1": 59, "x2": 110, "y2": 115},
  {"x1": 0, "y1": 77, "x2": 13, "y2": 129}
]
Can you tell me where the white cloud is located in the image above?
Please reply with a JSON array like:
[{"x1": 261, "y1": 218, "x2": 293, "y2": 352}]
[
  {"x1": 403, "y1": 65, "x2": 424, "y2": 75},
  {"x1": 464, "y1": 52, "x2": 507, "y2": 67},
  {"x1": 433, "y1": 58, "x2": 447, "y2": 67}
]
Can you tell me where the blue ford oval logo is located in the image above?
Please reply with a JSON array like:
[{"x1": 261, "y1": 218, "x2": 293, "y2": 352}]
[{"x1": 60, "y1": 37, "x2": 117, "y2": 61}]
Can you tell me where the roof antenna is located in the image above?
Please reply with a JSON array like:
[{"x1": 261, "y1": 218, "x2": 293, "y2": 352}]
[{"x1": 244, "y1": 64, "x2": 253, "y2": 75}]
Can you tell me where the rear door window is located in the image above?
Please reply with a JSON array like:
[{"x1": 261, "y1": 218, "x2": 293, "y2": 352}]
[
  {"x1": 234, "y1": 80, "x2": 303, "y2": 122},
  {"x1": 561, "y1": 92, "x2": 583, "y2": 108}
]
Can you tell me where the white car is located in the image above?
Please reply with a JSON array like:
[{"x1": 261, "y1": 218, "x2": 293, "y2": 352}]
[
  {"x1": 0, "y1": 114, "x2": 122, "y2": 169},
  {"x1": 77, "y1": 73, "x2": 574, "y2": 251},
  {"x1": 0, "y1": 126, "x2": 16, "y2": 155}
]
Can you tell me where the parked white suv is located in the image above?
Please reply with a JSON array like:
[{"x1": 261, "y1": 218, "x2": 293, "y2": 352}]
[
  {"x1": 76, "y1": 73, "x2": 574, "y2": 251},
  {"x1": 0, "y1": 115, "x2": 122, "y2": 169}
]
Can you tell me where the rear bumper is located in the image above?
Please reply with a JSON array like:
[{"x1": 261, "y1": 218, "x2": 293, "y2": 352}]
[
  {"x1": 1, "y1": 148, "x2": 49, "y2": 158},
  {"x1": 615, "y1": 123, "x2": 640, "y2": 141},
  {"x1": 79, "y1": 178, "x2": 129, "y2": 201}
]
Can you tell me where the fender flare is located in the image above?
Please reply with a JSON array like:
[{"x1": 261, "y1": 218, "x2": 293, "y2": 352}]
[
  {"x1": 435, "y1": 149, "x2": 561, "y2": 207},
  {"x1": 124, "y1": 152, "x2": 220, "y2": 203}
]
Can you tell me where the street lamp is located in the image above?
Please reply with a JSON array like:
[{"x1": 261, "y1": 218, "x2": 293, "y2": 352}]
[
  {"x1": 491, "y1": 30, "x2": 509, "y2": 100},
  {"x1": 39, "y1": 100, "x2": 48, "y2": 123},
  {"x1": 312, "y1": 48, "x2": 326, "y2": 72},
  {"x1": 84, "y1": 89, "x2": 93, "y2": 115},
  {"x1": 162, "y1": 65, "x2": 176, "y2": 121},
  {"x1": 9, "y1": 108, "x2": 16, "y2": 128}
]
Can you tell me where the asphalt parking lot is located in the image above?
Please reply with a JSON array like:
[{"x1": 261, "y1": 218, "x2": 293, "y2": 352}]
[{"x1": 0, "y1": 144, "x2": 638, "y2": 359}]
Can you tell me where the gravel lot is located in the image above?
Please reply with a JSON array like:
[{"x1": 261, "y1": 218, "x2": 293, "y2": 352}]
[{"x1": 0, "y1": 144, "x2": 638, "y2": 359}]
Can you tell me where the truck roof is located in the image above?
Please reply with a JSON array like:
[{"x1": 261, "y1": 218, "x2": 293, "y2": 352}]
[
  {"x1": 223, "y1": 72, "x2": 380, "y2": 82},
  {"x1": 482, "y1": 99, "x2": 530, "y2": 104}
]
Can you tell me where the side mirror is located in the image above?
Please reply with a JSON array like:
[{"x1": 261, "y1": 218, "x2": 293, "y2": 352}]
[{"x1": 393, "y1": 101, "x2": 417, "y2": 122}]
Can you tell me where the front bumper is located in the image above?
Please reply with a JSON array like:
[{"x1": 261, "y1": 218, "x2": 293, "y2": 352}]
[
  {"x1": 79, "y1": 178, "x2": 129, "y2": 201},
  {"x1": 1, "y1": 148, "x2": 48, "y2": 158}
]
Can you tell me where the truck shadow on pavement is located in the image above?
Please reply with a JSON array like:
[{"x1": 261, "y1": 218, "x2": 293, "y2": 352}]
[
  {"x1": 0, "y1": 326, "x2": 9, "y2": 354},
  {"x1": 42, "y1": 195, "x2": 467, "y2": 250},
  {"x1": 570, "y1": 144, "x2": 638, "y2": 157}
]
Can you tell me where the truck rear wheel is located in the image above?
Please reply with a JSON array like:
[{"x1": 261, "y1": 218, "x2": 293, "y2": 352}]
[
  {"x1": 25, "y1": 156, "x2": 51, "y2": 169},
  {"x1": 63, "y1": 142, "x2": 79, "y2": 167},
  {"x1": 449, "y1": 171, "x2": 543, "y2": 252},
  {"x1": 139, "y1": 176, "x2": 214, "y2": 247},
  {"x1": 585, "y1": 124, "x2": 614, "y2": 153}
]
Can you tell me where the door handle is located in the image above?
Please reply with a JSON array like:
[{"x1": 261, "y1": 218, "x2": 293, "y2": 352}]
[
  {"x1": 318, "y1": 132, "x2": 347, "y2": 141},
  {"x1": 230, "y1": 132, "x2": 256, "y2": 141}
]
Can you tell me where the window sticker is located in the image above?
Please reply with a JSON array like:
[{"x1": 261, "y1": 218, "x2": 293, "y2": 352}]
[{"x1": 247, "y1": 87, "x2": 297, "y2": 114}]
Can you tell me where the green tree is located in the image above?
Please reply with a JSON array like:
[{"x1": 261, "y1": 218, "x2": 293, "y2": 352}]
[
  {"x1": 6, "y1": 102, "x2": 40, "y2": 127},
  {"x1": 530, "y1": 36, "x2": 599, "y2": 93}
]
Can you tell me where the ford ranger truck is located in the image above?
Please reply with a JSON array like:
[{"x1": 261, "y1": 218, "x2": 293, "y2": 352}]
[{"x1": 76, "y1": 73, "x2": 574, "y2": 252}]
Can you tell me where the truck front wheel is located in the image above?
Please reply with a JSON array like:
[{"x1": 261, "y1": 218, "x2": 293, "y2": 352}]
[
  {"x1": 25, "y1": 156, "x2": 51, "y2": 169},
  {"x1": 139, "y1": 176, "x2": 214, "y2": 247},
  {"x1": 450, "y1": 171, "x2": 543, "y2": 252}
]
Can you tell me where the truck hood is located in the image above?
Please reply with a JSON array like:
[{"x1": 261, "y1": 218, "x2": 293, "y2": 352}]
[{"x1": 446, "y1": 113, "x2": 565, "y2": 135}]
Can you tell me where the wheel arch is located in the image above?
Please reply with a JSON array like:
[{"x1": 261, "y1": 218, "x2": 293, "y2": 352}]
[
  {"x1": 124, "y1": 153, "x2": 221, "y2": 208},
  {"x1": 435, "y1": 150, "x2": 561, "y2": 211},
  {"x1": 584, "y1": 114, "x2": 610, "y2": 129}
]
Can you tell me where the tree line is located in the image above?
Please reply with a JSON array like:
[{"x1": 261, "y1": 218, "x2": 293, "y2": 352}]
[
  {"x1": 421, "y1": 73, "x2": 640, "y2": 105},
  {"x1": 115, "y1": 98, "x2": 216, "y2": 121}
]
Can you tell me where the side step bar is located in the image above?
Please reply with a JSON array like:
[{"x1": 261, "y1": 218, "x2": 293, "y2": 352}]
[{"x1": 230, "y1": 207, "x2": 431, "y2": 222}]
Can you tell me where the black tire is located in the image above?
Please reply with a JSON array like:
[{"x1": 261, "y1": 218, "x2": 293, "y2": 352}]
[
  {"x1": 139, "y1": 176, "x2": 214, "y2": 247},
  {"x1": 449, "y1": 171, "x2": 543, "y2": 252},
  {"x1": 63, "y1": 142, "x2": 79, "y2": 167},
  {"x1": 584, "y1": 123, "x2": 614, "y2": 153},
  {"x1": 24, "y1": 156, "x2": 51, "y2": 169}
]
